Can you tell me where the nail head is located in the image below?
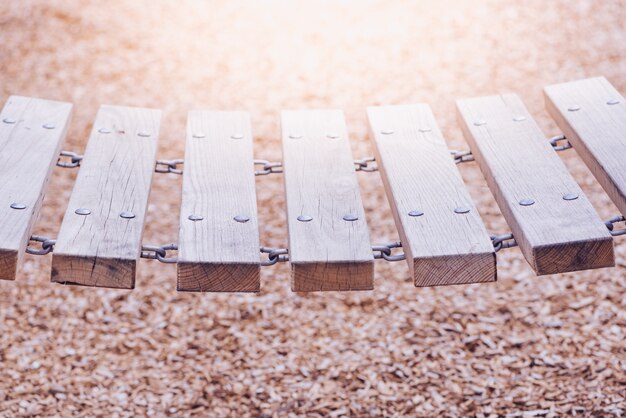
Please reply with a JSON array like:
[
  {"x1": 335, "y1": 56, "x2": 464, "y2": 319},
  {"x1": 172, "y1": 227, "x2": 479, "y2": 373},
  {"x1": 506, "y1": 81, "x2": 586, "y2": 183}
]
[
  {"x1": 120, "y1": 211, "x2": 135, "y2": 219},
  {"x1": 343, "y1": 214, "x2": 358, "y2": 222},
  {"x1": 230, "y1": 133, "x2": 244, "y2": 140},
  {"x1": 563, "y1": 193, "x2": 579, "y2": 201},
  {"x1": 454, "y1": 207, "x2": 471, "y2": 214},
  {"x1": 75, "y1": 208, "x2": 91, "y2": 216},
  {"x1": 473, "y1": 120, "x2": 487, "y2": 126},
  {"x1": 10, "y1": 203, "x2": 26, "y2": 210},
  {"x1": 192, "y1": 133, "x2": 205, "y2": 139},
  {"x1": 297, "y1": 215, "x2": 313, "y2": 222},
  {"x1": 512, "y1": 116, "x2": 526, "y2": 122},
  {"x1": 42, "y1": 124, "x2": 55, "y2": 130},
  {"x1": 607, "y1": 99, "x2": 620, "y2": 106},
  {"x1": 234, "y1": 215, "x2": 250, "y2": 223},
  {"x1": 188, "y1": 214, "x2": 204, "y2": 221},
  {"x1": 381, "y1": 129, "x2": 394, "y2": 135},
  {"x1": 568, "y1": 105, "x2": 581, "y2": 112},
  {"x1": 519, "y1": 198, "x2": 535, "y2": 206},
  {"x1": 408, "y1": 210, "x2": 424, "y2": 217},
  {"x1": 289, "y1": 133, "x2": 302, "y2": 139},
  {"x1": 98, "y1": 128, "x2": 111, "y2": 134},
  {"x1": 2, "y1": 118, "x2": 16, "y2": 124},
  {"x1": 137, "y1": 132, "x2": 151, "y2": 137},
  {"x1": 418, "y1": 127, "x2": 432, "y2": 133},
  {"x1": 326, "y1": 133, "x2": 339, "y2": 139}
]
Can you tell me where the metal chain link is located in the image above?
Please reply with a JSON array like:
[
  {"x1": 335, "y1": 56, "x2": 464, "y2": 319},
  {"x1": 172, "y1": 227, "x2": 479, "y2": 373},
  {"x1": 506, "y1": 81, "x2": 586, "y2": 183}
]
[
  {"x1": 354, "y1": 156, "x2": 378, "y2": 172},
  {"x1": 372, "y1": 241, "x2": 406, "y2": 262},
  {"x1": 141, "y1": 244, "x2": 178, "y2": 263},
  {"x1": 491, "y1": 233, "x2": 518, "y2": 252},
  {"x1": 26, "y1": 235, "x2": 56, "y2": 255},
  {"x1": 451, "y1": 149, "x2": 475, "y2": 165},
  {"x1": 605, "y1": 215, "x2": 626, "y2": 237},
  {"x1": 549, "y1": 135, "x2": 572, "y2": 152},
  {"x1": 57, "y1": 150, "x2": 83, "y2": 168},
  {"x1": 155, "y1": 159, "x2": 184, "y2": 175},
  {"x1": 260, "y1": 247, "x2": 289, "y2": 266},
  {"x1": 254, "y1": 160, "x2": 284, "y2": 176}
]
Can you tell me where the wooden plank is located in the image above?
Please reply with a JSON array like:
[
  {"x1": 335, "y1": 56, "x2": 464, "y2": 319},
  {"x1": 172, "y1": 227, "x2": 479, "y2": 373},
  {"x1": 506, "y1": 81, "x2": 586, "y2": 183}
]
[
  {"x1": 51, "y1": 105, "x2": 160, "y2": 289},
  {"x1": 177, "y1": 111, "x2": 260, "y2": 292},
  {"x1": 367, "y1": 104, "x2": 496, "y2": 287},
  {"x1": 281, "y1": 110, "x2": 374, "y2": 291},
  {"x1": 544, "y1": 77, "x2": 626, "y2": 215},
  {"x1": 456, "y1": 94, "x2": 614, "y2": 275},
  {"x1": 0, "y1": 96, "x2": 72, "y2": 280}
]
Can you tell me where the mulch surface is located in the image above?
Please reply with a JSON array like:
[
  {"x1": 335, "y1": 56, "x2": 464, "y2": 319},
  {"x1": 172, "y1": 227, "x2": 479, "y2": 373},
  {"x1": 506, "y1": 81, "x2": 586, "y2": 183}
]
[{"x1": 1, "y1": 0, "x2": 625, "y2": 416}]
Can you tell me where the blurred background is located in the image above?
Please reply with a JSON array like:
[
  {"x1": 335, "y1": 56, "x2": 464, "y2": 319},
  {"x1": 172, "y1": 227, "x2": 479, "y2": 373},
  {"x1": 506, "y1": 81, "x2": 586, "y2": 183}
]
[{"x1": 0, "y1": 0, "x2": 625, "y2": 416}]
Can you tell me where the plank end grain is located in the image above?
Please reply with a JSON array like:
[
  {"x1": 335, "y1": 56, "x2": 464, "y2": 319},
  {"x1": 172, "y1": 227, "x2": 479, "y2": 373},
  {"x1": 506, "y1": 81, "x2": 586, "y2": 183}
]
[
  {"x1": 177, "y1": 262, "x2": 260, "y2": 292},
  {"x1": 413, "y1": 252, "x2": 497, "y2": 287},
  {"x1": 51, "y1": 254, "x2": 136, "y2": 289},
  {"x1": 290, "y1": 261, "x2": 375, "y2": 292}
]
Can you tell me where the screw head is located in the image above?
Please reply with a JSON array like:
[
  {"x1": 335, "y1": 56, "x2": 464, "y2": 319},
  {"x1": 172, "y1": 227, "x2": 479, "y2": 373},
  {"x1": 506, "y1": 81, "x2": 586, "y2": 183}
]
[
  {"x1": 188, "y1": 214, "x2": 204, "y2": 221},
  {"x1": 230, "y1": 133, "x2": 244, "y2": 140},
  {"x1": 234, "y1": 215, "x2": 250, "y2": 223},
  {"x1": 512, "y1": 116, "x2": 526, "y2": 122},
  {"x1": 297, "y1": 215, "x2": 313, "y2": 222},
  {"x1": 454, "y1": 207, "x2": 471, "y2": 214},
  {"x1": 98, "y1": 128, "x2": 111, "y2": 134},
  {"x1": 137, "y1": 132, "x2": 151, "y2": 137},
  {"x1": 563, "y1": 193, "x2": 579, "y2": 201},
  {"x1": 2, "y1": 118, "x2": 16, "y2": 124},
  {"x1": 10, "y1": 202, "x2": 26, "y2": 210},
  {"x1": 289, "y1": 133, "x2": 302, "y2": 139},
  {"x1": 42, "y1": 123, "x2": 55, "y2": 129},
  {"x1": 568, "y1": 105, "x2": 581, "y2": 112},
  {"x1": 473, "y1": 120, "x2": 487, "y2": 126},
  {"x1": 418, "y1": 127, "x2": 432, "y2": 133},
  {"x1": 519, "y1": 198, "x2": 535, "y2": 206},
  {"x1": 408, "y1": 210, "x2": 424, "y2": 217},
  {"x1": 326, "y1": 133, "x2": 339, "y2": 139},
  {"x1": 192, "y1": 133, "x2": 205, "y2": 139},
  {"x1": 607, "y1": 99, "x2": 620, "y2": 105},
  {"x1": 75, "y1": 208, "x2": 91, "y2": 216},
  {"x1": 381, "y1": 129, "x2": 394, "y2": 135},
  {"x1": 120, "y1": 211, "x2": 135, "y2": 219},
  {"x1": 342, "y1": 214, "x2": 358, "y2": 222}
]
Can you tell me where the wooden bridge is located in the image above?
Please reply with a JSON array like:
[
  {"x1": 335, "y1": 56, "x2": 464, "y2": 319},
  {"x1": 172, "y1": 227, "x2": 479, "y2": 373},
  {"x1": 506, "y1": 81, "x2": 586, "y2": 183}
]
[{"x1": 0, "y1": 77, "x2": 624, "y2": 292}]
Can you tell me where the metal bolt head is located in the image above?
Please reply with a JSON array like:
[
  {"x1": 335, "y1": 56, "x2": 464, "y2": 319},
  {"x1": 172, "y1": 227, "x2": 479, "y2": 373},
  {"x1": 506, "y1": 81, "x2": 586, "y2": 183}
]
[
  {"x1": 568, "y1": 105, "x2": 581, "y2": 112},
  {"x1": 98, "y1": 128, "x2": 111, "y2": 134},
  {"x1": 607, "y1": 99, "x2": 620, "y2": 105},
  {"x1": 230, "y1": 133, "x2": 244, "y2": 140},
  {"x1": 454, "y1": 207, "x2": 471, "y2": 214},
  {"x1": 188, "y1": 214, "x2": 204, "y2": 221},
  {"x1": 234, "y1": 215, "x2": 250, "y2": 223},
  {"x1": 418, "y1": 127, "x2": 432, "y2": 133},
  {"x1": 512, "y1": 116, "x2": 526, "y2": 122},
  {"x1": 120, "y1": 211, "x2": 135, "y2": 219},
  {"x1": 42, "y1": 123, "x2": 55, "y2": 129},
  {"x1": 75, "y1": 208, "x2": 91, "y2": 215},
  {"x1": 381, "y1": 129, "x2": 394, "y2": 135},
  {"x1": 519, "y1": 198, "x2": 535, "y2": 206},
  {"x1": 297, "y1": 215, "x2": 313, "y2": 222},
  {"x1": 473, "y1": 120, "x2": 487, "y2": 127},
  {"x1": 408, "y1": 210, "x2": 424, "y2": 217},
  {"x1": 326, "y1": 133, "x2": 339, "y2": 139},
  {"x1": 289, "y1": 133, "x2": 302, "y2": 139},
  {"x1": 563, "y1": 193, "x2": 579, "y2": 201},
  {"x1": 10, "y1": 202, "x2": 26, "y2": 210},
  {"x1": 192, "y1": 133, "x2": 205, "y2": 139},
  {"x1": 2, "y1": 118, "x2": 16, "y2": 124},
  {"x1": 342, "y1": 214, "x2": 358, "y2": 222},
  {"x1": 137, "y1": 132, "x2": 151, "y2": 137}
]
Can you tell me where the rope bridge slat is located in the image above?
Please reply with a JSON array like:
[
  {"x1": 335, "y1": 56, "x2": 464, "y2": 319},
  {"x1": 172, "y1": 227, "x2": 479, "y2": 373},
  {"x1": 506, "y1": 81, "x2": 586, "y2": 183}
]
[
  {"x1": 51, "y1": 105, "x2": 161, "y2": 289},
  {"x1": 0, "y1": 96, "x2": 72, "y2": 280},
  {"x1": 457, "y1": 94, "x2": 614, "y2": 275},
  {"x1": 367, "y1": 104, "x2": 496, "y2": 287}
]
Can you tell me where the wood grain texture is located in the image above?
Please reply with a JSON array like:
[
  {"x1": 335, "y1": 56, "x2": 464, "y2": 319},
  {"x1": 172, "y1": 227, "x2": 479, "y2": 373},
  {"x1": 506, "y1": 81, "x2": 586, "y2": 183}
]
[
  {"x1": 544, "y1": 77, "x2": 626, "y2": 216},
  {"x1": 0, "y1": 96, "x2": 72, "y2": 280},
  {"x1": 457, "y1": 94, "x2": 614, "y2": 275},
  {"x1": 367, "y1": 104, "x2": 496, "y2": 287},
  {"x1": 281, "y1": 110, "x2": 374, "y2": 291},
  {"x1": 177, "y1": 111, "x2": 260, "y2": 292},
  {"x1": 51, "y1": 105, "x2": 160, "y2": 289}
]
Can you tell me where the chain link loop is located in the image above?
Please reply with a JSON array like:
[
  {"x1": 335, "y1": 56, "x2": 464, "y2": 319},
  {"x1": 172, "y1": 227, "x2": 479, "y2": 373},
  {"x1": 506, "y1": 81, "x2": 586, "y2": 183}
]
[
  {"x1": 354, "y1": 156, "x2": 378, "y2": 172},
  {"x1": 549, "y1": 135, "x2": 572, "y2": 152},
  {"x1": 605, "y1": 215, "x2": 626, "y2": 237},
  {"x1": 260, "y1": 247, "x2": 289, "y2": 266},
  {"x1": 57, "y1": 150, "x2": 83, "y2": 168},
  {"x1": 26, "y1": 235, "x2": 56, "y2": 255},
  {"x1": 254, "y1": 160, "x2": 284, "y2": 176},
  {"x1": 372, "y1": 241, "x2": 406, "y2": 262},
  {"x1": 155, "y1": 159, "x2": 184, "y2": 175},
  {"x1": 141, "y1": 244, "x2": 178, "y2": 263},
  {"x1": 491, "y1": 233, "x2": 518, "y2": 252},
  {"x1": 451, "y1": 149, "x2": 475, "y2": 165}
]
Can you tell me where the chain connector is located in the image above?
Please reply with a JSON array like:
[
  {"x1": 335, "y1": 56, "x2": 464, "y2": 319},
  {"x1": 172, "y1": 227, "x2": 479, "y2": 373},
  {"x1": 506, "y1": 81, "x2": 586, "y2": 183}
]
[
  {"x1": 354, "y1": 156, "x2": 378, "y2": 172},
  {"x1": 605, "y1": 215, "x2": 626, "y2": 237},
  {"x1": 549, "y1": 135, "x2": 572, "y2": 152},
  {"x1": 254, "y1": 160, "x2": 283, "y2": 176},
  {"x1": 57, "y1": 150, "x2": 83, "y2": 168},
  {"x1": 141, "y1": 244, "x2": 178, "y2": 263},
  {"x1": 26, "y1": 235, "x2": 56, "y2": 255},
  {"x1": 451, "y1": 149, "x2": 475, "y2": 165},
  {"x1": 260, "y1": 247, "x2": 289, "y2": 266},
  {"x1": 491, "y1": 233, "x2": 518, "y2": 252},
  {"x1": 155, "y1": 159, "x2": 184, "y2": 175},
  {"x1": 372, "y1": 241, "x2": 406, "y2": 262}
]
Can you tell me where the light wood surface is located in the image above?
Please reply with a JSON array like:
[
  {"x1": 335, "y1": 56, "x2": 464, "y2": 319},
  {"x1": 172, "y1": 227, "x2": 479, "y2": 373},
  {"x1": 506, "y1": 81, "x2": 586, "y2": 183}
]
[
  {"x1": 544, "y1": 77, "x2": 626, "y2": 216},
  {"x1": 51, "y1": 105, "x2": 160, "y2": 289},
  {"x1": 0, "y1": 96, "x2": 72, "y2": 280},
  {"x1": 177, "y1": 111, "x2": 260, "y2": 292},
  {"x1": 457, "y1": 94, "x2": 614, "y2": 275},
  {"x1": 281, "y1": 110, "x2": 374, "y2": 291},
  {"x1": 367, "y1": 104, "x2": 496, "y2": 286}
]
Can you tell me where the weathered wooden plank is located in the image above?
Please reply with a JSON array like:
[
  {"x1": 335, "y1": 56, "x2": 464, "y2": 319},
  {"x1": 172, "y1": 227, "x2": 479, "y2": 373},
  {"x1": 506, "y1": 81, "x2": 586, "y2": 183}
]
[
  {"x1": 367, "y1": 104, "x2": 496, "y2": 286},
  {"x1": 177, "y1": 111, "x2": 260, "y2": 292},
  {"x1": 544, "y1": 77, "x2": 626, "y2": 215},
  {"x1": 0, "y1": 96, "x2": 72, "y2": 280},
  {"x1": 281, "y1": 110, "x2": 374, "y2": 291},
  {"x1": 51, "y1": 105, "x2": 160, "y2": 289},
  {"x1": 457, "y1": 94, "x2": 614, "y2": 275}
]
